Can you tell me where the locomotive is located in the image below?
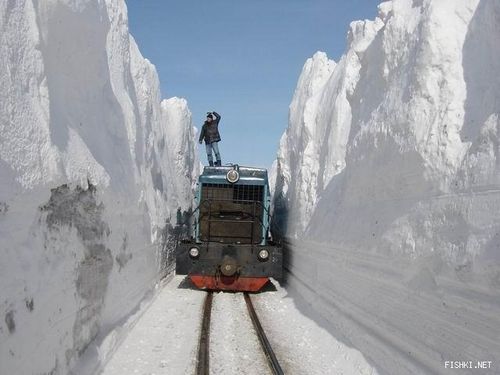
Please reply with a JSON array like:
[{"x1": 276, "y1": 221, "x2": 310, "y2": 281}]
[{"x1": 176, "y1": 164, "x2": 282, "y2": 292}]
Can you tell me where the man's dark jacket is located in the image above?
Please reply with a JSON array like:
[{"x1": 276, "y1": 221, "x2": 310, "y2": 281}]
[{"x1": 199, "y1": 112, "x2": 221, "y2": 144}]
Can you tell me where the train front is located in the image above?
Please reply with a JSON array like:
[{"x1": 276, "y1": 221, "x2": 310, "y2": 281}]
[{"x1": 176, "y1": 165, "x2": 283, "y2": 292}]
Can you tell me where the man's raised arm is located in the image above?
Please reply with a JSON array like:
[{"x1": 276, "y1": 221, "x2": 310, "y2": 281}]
[{"x1": 212, "y1": 111, "x2": 221, "y2": 123}]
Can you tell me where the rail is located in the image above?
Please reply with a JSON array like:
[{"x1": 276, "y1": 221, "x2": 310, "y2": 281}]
[
  {"x1": 244, "y1": 293, "x2": 285, "y2": 375},
  {"x1": 195, "y1": 291, "x2": 284, "y2": 375},
  {"x1": 196, "y1": 292, "x2": 213, "y2": 375}
]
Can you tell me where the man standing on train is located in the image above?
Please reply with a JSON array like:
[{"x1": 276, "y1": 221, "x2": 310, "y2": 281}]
[{"x1": 198, "y1": 111, "x2": 222, "y2": 167}]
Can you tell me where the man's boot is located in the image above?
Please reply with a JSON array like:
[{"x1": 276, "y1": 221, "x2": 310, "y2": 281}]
[
  {"x1": 209, "y1": 160, "x2": 214, "y2": 167},
  {"x1": 215, "y1": 160, "x2": 221, "y2": 167}
]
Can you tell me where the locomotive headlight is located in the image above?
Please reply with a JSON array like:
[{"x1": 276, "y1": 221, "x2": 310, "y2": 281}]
[
  {"x1": 226, "y1": 169, "x2": 240, "y2": 183},
  {"x1": 258, "y1": 249, "x2": 269, "y2": 261},
  {"x1": 189, "y1": 247, "x2": 200, "y2": 258}
]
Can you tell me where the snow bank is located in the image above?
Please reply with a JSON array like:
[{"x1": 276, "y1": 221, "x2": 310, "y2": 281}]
[
  {"x1": 0, "y1": 1, "x2": 198, "y2": 374},
  {"x1": 275, "y1": 0, "x2": 500, "y2": 373}
]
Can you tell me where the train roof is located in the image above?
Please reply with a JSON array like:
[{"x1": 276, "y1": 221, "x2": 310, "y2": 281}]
[{"x1": 199, "y1": 165, "x2": 269, "y2": 186}]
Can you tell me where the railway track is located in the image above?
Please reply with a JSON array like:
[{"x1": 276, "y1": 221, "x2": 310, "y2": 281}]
[
  {"x1": 196, "y1": 291, "x2": 284, "y2": 375},
  {"x1": 196, "y1": 291, "x2": 213, "y2": 375}
]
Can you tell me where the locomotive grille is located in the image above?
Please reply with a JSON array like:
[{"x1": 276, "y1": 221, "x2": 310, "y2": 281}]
[
  {"x1": 199, "y1": 183, "x2": 265, "y2": 244},
  {"x1": 201, "y1": 183, "x2": 263, "y2": 203}
]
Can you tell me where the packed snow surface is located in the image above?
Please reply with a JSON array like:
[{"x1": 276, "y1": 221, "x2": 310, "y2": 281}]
[
  {"x1": 100, "y1": 276, "x2": 378, "y2": 375},
  {"x1": 210, "y1": 292, "x2": 269, "y2": 374},
  {"x1": 100, "y1": 277, "x2": 204, "y2": 375},
  {"x1": 0, "y1": 0, "x2": 198, "y2": 374},
  {"x1": 274, "y1": 0, "x2": 500, "y2": 373},
  {"x1": 252, "y1": 282, "x2": 378, "y2": 375}
]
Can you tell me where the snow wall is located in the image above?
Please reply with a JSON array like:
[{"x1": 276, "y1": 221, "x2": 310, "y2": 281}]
[
  {"x1": 0, "y1": 1, "x2": 198, "y2": 374},
  {"x1": 274, "y1": 0, "x2": 500, "y2": 374}
]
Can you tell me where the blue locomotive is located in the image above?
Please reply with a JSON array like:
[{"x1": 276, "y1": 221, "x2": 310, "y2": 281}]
[{"x1": 176, "y1": 164, "x2": 282, "y2": 291}]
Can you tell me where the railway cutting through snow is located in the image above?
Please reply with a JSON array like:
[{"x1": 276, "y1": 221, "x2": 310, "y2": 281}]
[{"x1": 100, "y1": 276, "x2": 377, "y2": 375}]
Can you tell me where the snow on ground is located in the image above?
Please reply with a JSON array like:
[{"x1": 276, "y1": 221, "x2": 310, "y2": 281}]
[
  {"x1": 0, "y1": 1, "x2": 197, "y2": 374},
  {"x1": 99, "y1": 276, "x2": 378, "y2": 375},
  {"x1": 100, "y1": 276, "x2": 204, "y2": 375},
  {"x1": 253, "y1": 281, "x2": 378, "y2": 375},
  {"x1": 273, "y1": 0, "x2": 500, "y2": 374},
  {"x1": 210, "y1": 292, "x2": 269, "y2": 375}
]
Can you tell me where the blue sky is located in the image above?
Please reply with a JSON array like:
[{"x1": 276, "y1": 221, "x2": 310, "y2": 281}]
[{"x1": 126, "y1": 1, "x2": 377, "y2": 168}]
